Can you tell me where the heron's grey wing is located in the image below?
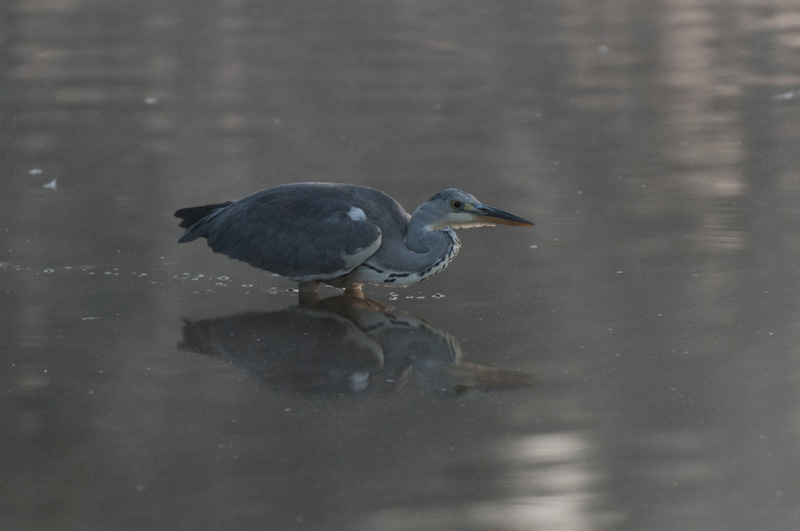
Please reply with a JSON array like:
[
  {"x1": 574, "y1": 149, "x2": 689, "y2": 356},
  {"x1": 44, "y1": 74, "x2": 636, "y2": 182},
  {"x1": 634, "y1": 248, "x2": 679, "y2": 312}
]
[{"x1": 203, "y1": 193, "x2": 382, "y2": 281}]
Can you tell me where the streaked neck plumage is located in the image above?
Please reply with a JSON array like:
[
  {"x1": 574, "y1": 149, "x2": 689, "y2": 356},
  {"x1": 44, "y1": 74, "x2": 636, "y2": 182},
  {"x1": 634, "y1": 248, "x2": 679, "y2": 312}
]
[{"x1": 341, "y1": 204, "x2": 461, "y2": 287}]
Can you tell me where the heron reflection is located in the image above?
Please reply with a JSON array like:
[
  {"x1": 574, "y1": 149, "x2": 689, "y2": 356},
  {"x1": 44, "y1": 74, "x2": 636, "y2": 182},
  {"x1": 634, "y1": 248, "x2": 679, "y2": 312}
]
[{"x1": 179, "y1": 295, "x2": 533, "y2": 397}]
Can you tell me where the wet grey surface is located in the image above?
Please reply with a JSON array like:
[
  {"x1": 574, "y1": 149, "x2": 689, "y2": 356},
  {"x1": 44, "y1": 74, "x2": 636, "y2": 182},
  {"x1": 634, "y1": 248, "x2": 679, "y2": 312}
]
[{"x1": 3, "y1": 1, "x2": 800, "y2": 530}]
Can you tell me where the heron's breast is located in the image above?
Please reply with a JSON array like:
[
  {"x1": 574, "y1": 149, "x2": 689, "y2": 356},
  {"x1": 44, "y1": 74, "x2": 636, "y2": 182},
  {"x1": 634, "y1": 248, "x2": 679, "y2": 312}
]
[{"x1": 343, "y1": 230, "x2": 461, "y2": 287}]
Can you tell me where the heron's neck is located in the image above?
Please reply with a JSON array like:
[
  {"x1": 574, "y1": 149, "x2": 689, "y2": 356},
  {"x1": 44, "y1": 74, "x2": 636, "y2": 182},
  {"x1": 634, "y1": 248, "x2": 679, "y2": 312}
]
[
  {"x1": 343, "y1": 216, "x2": 460, "y2": 287},
  {"x1": 403, "y1": 217, "x2": 461, "y2": 273}
]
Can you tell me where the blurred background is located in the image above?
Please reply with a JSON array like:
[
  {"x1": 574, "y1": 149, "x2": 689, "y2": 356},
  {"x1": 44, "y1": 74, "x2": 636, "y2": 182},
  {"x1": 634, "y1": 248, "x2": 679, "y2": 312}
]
[{"x1": 2, "y1": 0, "x2": 800, "y2": 530}]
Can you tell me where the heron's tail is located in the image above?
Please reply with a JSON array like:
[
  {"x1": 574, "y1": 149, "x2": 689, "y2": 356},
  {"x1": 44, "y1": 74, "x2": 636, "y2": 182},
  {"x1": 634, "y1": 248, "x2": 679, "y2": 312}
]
[{"x1": 175, "y1": 201, "x2": 233, "y2": 242}]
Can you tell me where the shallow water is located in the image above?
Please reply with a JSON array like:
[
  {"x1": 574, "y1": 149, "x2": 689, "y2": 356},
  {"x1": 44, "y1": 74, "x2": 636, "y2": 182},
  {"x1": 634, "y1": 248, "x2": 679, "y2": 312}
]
[{"x1": 3, "y1": 1, "x2": 800, "y2": 530}]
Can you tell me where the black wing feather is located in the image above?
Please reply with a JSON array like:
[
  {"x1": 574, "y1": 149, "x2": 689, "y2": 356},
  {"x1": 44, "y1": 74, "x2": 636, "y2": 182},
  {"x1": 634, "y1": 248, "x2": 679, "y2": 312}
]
[{"x1": 175, "y1": 202, "x2": 233, "y2": 230}]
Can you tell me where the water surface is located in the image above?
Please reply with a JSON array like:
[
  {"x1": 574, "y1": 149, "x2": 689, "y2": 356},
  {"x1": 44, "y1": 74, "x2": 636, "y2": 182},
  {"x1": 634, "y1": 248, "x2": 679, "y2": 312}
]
[{"x1": 3, "y1": 1, "x2": 800, "y2": 530}]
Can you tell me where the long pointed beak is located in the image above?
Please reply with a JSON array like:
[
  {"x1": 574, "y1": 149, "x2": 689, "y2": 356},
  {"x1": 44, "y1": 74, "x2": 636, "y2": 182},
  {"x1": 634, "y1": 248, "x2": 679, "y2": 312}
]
[{"x1": 474, "y1": 204, "x2": 534, "y2": 226}]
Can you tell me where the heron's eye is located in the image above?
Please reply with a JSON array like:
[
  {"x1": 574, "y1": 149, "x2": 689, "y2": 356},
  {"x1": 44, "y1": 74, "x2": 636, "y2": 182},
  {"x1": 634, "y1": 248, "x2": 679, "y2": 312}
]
[{"x1": 451, "y1": 200, "x2": 463, "y2": 209}]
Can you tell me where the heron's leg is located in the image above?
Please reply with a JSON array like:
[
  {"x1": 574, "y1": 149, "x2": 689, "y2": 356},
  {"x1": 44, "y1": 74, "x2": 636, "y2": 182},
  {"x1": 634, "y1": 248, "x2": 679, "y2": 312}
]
[
  {"x1": 344, "y1": 284, "x2": 364, "y2": 299},
  {"x1": 298, "y1": 280, "x2": 320, "y2": 293},
  {"x1": 297, "y1": 281, "x2": 321, "y2": 305}
]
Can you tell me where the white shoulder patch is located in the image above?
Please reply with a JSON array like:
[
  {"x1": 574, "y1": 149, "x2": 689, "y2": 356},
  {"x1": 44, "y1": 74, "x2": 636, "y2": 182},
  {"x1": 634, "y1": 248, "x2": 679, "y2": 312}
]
[{"x1": 347, "y1": 206, "x2": 367, "y2": 221}]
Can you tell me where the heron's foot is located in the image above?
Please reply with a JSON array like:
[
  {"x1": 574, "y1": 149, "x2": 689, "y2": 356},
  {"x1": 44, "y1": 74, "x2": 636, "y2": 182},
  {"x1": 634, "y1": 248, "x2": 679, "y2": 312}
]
[{"x1": 344, "y1": 285, "x2": 365, "y2": 299}]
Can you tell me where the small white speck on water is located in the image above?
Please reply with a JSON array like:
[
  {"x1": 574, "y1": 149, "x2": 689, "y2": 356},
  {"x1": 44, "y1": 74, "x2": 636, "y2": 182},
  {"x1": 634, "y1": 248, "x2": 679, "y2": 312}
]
[
  {"x1": 29, "y1": 168, "x2": 43, "y2": 175},
  {"x1": 772, "y1": 90, "x2": 800, "y2": 101}
]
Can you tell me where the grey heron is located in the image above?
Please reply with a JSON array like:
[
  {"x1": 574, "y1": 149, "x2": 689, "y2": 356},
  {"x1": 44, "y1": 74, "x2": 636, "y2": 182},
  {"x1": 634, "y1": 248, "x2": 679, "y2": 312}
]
[{"x1": 175, "y1": 182, "x2": 533, "y2": 294}]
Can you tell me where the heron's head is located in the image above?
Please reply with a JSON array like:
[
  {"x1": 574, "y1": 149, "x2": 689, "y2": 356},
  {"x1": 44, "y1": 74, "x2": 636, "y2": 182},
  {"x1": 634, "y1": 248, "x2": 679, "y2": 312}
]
[{"x1": 418, "y1": 189, "x2": 534, "y2": 231}]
